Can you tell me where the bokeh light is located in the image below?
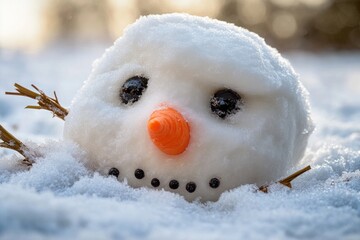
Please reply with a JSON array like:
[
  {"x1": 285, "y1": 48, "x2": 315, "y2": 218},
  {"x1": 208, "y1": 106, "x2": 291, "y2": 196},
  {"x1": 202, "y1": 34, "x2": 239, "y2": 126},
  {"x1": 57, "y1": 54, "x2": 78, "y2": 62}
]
[
  {"x1": 0, "y1": 0, "x2": 48, "y2": 51},
  {"x1": 0, "y1": 0, "x2": 359, "y2": 52},
  {"x1": 272, "y1": 11, "x2": 297, "y2": 39},
  {"x1": 237, "y1": 0, "x2": 267, "y2": 25}
]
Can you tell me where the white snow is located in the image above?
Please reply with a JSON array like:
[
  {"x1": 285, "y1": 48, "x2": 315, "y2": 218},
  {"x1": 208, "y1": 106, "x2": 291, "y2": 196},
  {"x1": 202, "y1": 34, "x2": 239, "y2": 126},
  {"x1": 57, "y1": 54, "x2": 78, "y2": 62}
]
[
  {"x1": 1, "y1": 40, "x2": 360, "y2": 240},
  {"x1": 63, "y1": 14, "x2": 313, "y2": 201}
]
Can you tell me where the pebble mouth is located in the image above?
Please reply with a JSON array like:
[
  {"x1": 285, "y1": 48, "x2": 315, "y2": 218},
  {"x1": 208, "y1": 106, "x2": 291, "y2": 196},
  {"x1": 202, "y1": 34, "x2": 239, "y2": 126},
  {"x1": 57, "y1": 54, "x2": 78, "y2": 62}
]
[{"x1": 108, "y1": 167, "x2": 220, "y2": 193}]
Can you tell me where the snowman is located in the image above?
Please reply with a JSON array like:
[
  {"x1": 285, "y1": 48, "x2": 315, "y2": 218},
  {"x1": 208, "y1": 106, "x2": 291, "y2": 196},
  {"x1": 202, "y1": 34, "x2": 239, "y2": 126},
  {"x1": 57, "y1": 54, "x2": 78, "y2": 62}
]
[{"x1": 1, "y1": 14, "x2": 313, "y2": 201}]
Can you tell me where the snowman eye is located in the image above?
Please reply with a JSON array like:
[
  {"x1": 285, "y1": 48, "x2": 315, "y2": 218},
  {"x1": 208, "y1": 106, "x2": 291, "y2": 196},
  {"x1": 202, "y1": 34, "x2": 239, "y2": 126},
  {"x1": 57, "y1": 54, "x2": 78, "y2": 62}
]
[
  {"x1": 210, "y1": 89, "x2": 242, "y2": 119},
  {"x1": 120, "y1": 76, "x2": 149, "y2": 104}
]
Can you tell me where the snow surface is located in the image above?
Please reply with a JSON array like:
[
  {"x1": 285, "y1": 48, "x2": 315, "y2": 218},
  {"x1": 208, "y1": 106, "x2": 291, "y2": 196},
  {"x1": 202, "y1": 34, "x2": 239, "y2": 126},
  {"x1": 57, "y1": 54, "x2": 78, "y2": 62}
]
[
  {"x1": 64, "y1": 14, "x2": 313, "y2": 202},
  {"x1": 0, "y1": 45, "x2": 359, "y2": 239}
]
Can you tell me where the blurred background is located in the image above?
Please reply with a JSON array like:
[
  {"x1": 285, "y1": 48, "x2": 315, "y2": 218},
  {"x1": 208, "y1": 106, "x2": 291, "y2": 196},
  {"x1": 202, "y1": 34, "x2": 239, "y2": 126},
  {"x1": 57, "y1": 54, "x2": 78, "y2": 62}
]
[{"x1": 0, "y1": 0, "x2": 359, "y2": 52}]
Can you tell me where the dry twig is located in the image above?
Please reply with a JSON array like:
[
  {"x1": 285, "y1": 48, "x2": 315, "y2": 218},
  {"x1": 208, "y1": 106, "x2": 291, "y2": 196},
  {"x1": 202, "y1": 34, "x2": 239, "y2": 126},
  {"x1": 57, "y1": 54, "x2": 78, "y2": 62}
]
[
  {"x1": 259, "y1": 165, "x2": 311, "y2": 193},
  {"x1": 6, "y1": 83, "x2": 68, "y2": 120},
  {"x1": 0, "y1": 124, "x2": 33, "y2": 166}
]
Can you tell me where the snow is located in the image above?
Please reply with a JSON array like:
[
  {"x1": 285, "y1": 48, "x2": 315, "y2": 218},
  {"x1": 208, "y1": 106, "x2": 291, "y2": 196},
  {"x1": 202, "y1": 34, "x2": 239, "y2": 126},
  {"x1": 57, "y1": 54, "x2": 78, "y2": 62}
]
[
  {"x1": 63, "y1": 14, "x2": 313, "y2": 201},
  {"x1": 1, "y1": 40, "x2": 360, "y2": 240}
]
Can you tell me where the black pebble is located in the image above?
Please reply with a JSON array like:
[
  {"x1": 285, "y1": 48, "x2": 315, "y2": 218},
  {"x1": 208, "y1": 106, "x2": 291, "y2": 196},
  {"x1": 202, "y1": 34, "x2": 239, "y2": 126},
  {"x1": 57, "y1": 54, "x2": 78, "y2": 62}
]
[
  {"x1": 134, "y1": 169, "x2": 145, "y2": 179},
  {"x1": 209, "y1": 178, "x2": 220, "y2": 188},
  {"x1": 120, "y1": 76, "x2": 148, "y2": 104},
  {"x1": 186, "y1": 182, "x2": 197, "y2": 193},
  {"x1": 169, "y1": 180, "x2": 179, "y2": 189},
  {"x1": 151, "y1": 178, "x2": 160, "y2": 187},
  {"x1": 210, "y1": 89, "x2": 241, "y2": 119},
  {"x1": 108, "y1": 168, "x2": 119, "y2": 178}
]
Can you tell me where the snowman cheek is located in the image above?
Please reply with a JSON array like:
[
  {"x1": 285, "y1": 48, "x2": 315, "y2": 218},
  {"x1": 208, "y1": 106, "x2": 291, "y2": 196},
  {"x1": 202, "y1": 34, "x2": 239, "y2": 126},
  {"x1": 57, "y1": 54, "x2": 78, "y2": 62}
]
[{"x1": 147, "y1": 106, "x2": 190, "y2": 156}]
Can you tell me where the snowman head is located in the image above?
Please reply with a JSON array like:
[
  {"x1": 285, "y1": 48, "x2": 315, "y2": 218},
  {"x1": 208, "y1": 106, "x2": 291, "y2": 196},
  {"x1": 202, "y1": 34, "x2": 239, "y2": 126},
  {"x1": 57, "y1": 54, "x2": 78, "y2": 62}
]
[{"x1": 64, "y1": 14, "x2": 313, "y2": 202}]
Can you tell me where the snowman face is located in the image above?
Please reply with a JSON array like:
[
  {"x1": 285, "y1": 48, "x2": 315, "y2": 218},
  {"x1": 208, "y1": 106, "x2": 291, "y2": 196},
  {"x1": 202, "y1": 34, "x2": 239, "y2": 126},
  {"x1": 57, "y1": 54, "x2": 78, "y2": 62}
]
[{"x1": 64, "y1": 14, "x2": 312, "y2": 201}]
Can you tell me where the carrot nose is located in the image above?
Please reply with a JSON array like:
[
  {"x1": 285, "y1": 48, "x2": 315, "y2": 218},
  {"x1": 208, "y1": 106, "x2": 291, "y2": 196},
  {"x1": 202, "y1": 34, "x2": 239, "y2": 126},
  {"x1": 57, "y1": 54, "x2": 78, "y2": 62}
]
[{"x1": 148, "y1": 107, "x2": 190, "y2": 155}]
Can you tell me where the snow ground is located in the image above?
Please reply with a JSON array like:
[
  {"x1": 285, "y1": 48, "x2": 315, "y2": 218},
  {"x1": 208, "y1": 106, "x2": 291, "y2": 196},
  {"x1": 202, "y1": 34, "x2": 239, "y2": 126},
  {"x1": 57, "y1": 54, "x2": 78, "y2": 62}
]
[{"x1": 0, "y1": 45, "x2": 359, "y2": 240}]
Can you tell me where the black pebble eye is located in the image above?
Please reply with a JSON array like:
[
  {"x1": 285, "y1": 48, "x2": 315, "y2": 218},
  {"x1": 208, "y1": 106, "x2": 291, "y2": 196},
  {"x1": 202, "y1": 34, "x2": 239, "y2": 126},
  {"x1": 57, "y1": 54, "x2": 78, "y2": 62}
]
[
  {"x1": 210, "y1": 89, "x2": 242, "y2": 119},
  {"x1": 120, "y1": 76, "x2": 148, "y2": 104}
]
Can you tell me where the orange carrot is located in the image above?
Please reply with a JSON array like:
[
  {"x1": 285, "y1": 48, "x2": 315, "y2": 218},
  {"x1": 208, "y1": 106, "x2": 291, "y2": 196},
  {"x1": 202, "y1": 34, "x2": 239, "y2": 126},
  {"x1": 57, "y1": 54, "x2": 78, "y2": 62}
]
[{"x1": 148, "y1": 107, "x2": 190, "y2": 155}]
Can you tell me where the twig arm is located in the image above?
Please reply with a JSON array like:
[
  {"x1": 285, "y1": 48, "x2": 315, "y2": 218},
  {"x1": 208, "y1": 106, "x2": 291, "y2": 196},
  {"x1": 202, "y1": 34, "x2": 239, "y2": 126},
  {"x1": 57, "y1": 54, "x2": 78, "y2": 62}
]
[
  {"x1": 259, "y1": 165, "x2": 311, "y2": 193},
  {"x1": 279, "y1": 165, "x2": 311, "y2": 188},
  {"x1": 5, "y1": 83, "x2": 68, "y2": 120},
  {"x1": 0, "y1": 124, "x2": 33, "y2": 166}
]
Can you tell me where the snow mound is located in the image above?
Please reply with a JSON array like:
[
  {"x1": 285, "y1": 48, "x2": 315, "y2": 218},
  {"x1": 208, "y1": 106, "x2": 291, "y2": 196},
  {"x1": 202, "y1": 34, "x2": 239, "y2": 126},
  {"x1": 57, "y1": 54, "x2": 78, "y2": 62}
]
[
  {"x1": 64, "y1": 14, "x2": 313, "y2": 201},
  {"x1": 0, "y1": 141, "x2": 359, "y2": 240},
  {"x1": 0, "y1": 44, "x2": 359, "y2": 239}
]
